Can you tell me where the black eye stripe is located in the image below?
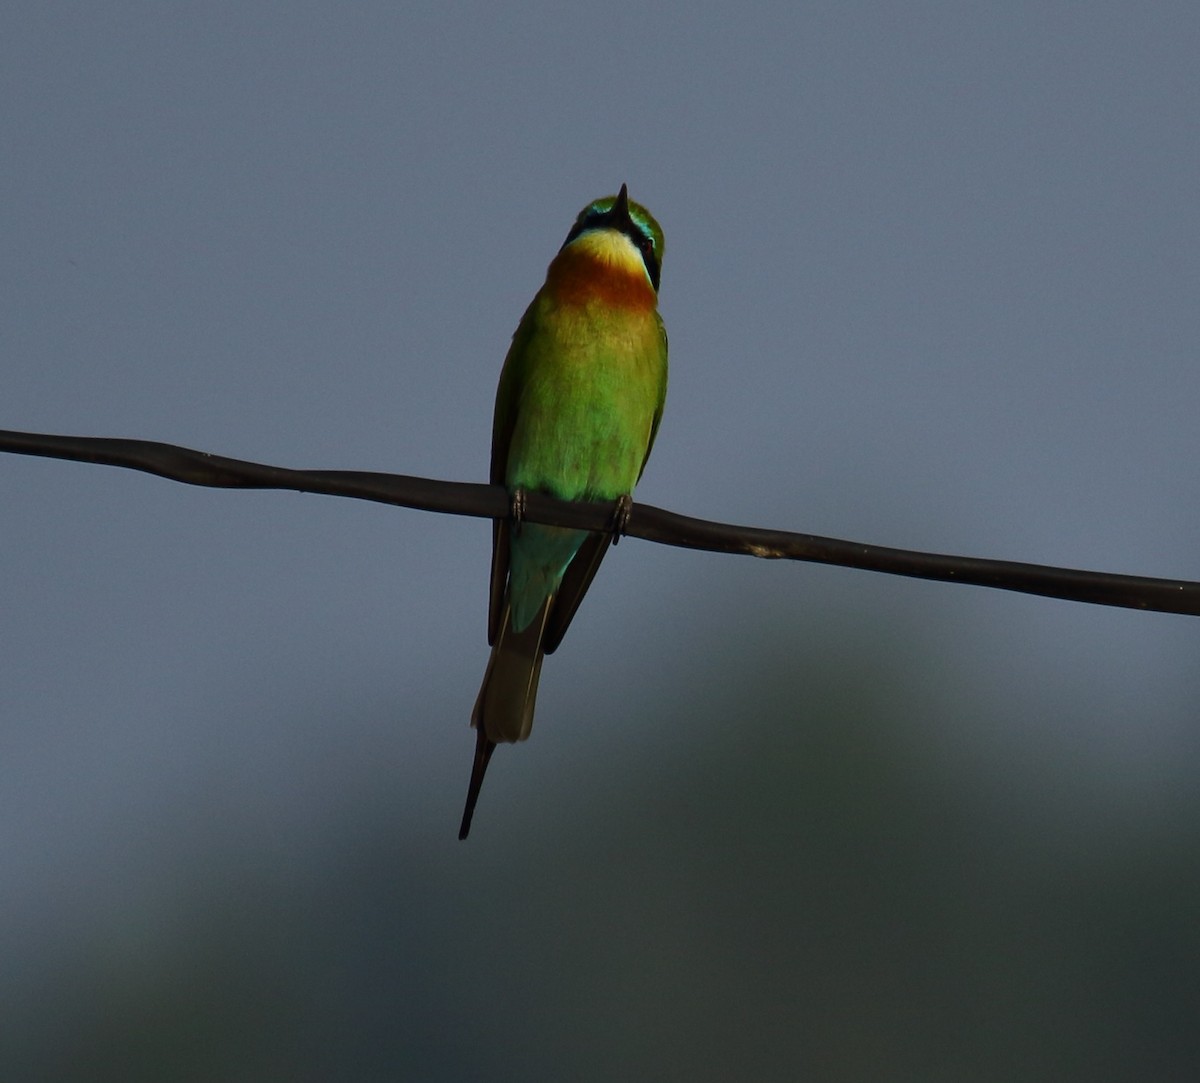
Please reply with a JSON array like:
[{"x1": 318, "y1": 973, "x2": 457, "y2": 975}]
[{"x1": 630, "y1": 228, "x2": 661, "y2": 292}]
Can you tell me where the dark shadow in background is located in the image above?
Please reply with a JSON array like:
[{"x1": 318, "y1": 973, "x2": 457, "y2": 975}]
[{"x1": 5, "y1": 603, "x2": 1197, "y2": 1082}]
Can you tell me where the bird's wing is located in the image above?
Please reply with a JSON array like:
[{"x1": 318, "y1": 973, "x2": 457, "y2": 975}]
[
  {"x1": 542, "y1": 529, "x2": 611, "y2": 655},
  {"x1": 637, "y1": 314, "x2": 669, "y2": 480},
  {"x1": 486, "y1": 304, "x2": 537, "y2": 644}
]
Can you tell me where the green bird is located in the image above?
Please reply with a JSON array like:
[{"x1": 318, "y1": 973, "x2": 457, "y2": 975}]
[{"x1": 459, "y1": 184, "x2": 668, "y2": 839}]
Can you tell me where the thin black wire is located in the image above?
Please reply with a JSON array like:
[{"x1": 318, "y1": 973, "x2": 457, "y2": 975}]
[{"x1": 2, "y1": 427, "x2": 1197, "y2": 617}]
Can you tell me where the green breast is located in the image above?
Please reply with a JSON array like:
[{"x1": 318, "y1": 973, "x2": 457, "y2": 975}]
[{"x1": 502, "y1": 296, "x2": 667, "y2": 502}]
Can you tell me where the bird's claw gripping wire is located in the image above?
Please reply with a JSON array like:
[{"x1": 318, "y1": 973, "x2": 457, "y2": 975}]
[
  {"x1": 610, "y1": 493, "x2": 633, "y2": 546},
  {"x1": 510, "y1": 487, "x2": 527, "y2": 537}
]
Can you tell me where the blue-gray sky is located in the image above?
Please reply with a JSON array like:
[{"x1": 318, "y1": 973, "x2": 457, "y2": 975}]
[{"x1": 3, "y1": 5, "x2": 1199, "y2": 1078}]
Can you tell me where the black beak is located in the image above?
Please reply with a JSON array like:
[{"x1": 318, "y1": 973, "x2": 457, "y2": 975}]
[{"x1": 608, "y1": 183, "x2": 633, "y2": 229}]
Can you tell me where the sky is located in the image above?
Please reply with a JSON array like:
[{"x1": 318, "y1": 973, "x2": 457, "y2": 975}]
[{"x1": 3, "y1": 4, "x2": 1199, "y2": 1079}]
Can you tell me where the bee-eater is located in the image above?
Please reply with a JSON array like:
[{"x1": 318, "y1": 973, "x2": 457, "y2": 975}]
[{"x1": 459, "y1": 184, "x2": 668, "y2": 839}]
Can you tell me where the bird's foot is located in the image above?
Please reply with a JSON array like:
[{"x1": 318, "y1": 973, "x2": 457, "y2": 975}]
[
  {"x1": 510, "y1": 487, "x2": 527, "y2": 537},
  {"x1": 609, "y1": 493, "x2": 633, "y2": 546}
]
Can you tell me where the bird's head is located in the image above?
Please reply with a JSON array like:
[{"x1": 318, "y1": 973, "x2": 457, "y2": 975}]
[{"x1": 559, "y1": 184, "x2": 664, "y2": 294}]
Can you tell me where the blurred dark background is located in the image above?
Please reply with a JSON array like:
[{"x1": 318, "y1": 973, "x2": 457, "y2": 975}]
[{"x1": 3, "y1": 4, "x2": 1199, "y2": 1079}]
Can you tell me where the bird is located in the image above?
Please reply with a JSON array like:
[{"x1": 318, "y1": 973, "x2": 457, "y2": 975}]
[{"x1": 459, "y1": 184, "x2": 668, "y2": 839}]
